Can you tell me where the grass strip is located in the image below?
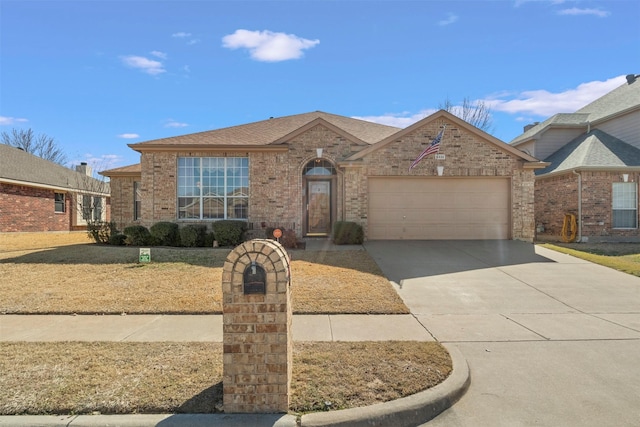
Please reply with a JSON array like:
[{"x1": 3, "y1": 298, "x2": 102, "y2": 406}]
[
  {"x1": 0, "y1": 341, "x2": 451, "y2": 415},
  {"x1": 541, "y1": 243, "x2": 640, "y2": 277}
]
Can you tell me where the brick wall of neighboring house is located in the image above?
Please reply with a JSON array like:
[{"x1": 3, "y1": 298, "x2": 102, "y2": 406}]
[
  {"x1": 108, "y1": 175, "x2": 139, "y2": 232},
  {"x1": 0, "y1": 183, "x2": 70, "y2": 232},
  {"x1": 122, "y1": 120, "x2": 537, "y2": 240},
  {"x1": 352, "y1": 120, "x2": 537, "y2": 241},
  {"x1": 535, "y1": 174, "x2": 579, "y2": 240},
  {"x1": 535, "y1": 171, "x2": 640, "y2": 242}
]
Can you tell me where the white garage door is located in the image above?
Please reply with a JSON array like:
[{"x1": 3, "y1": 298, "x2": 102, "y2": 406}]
[{"x1": 368, "y1": 177, "x2": 510, "y2": 240}]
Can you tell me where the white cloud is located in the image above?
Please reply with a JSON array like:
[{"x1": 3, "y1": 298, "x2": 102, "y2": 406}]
[
  {"x1": 557, "y1": 7, "x2": 610, "y2": 17},
  {"x1": 0, "y1": 116, "x2": 28, "y2": 125},
  {"x1": 172, "y1": 32, "x2": 192, "y2": 38},
  {"x1": 164, "y1": 120, "x2": 188, "y2": 128},
  {"x1": 485, "y1": 75, "x2": 626, "y2": 116},
  {"x1": 117, "y1": 133, "x2": 140, "y2": 139},
  {"x1": 438, "y1": 13, "x2": 459, "y2": 26},
  {"x1": 222, "y1": 29, "x2": 320, "y2": 62},
  {"x1": 187, "y1": 39, "x2": 200, "y2": 45},
  {"x1": 121, "y1": 55, "x2": 166, "y2": 75},
  {"x1": 150, "y1": 50, "x2": 167, "y2": 59},
  {"x1": 352, "y1": 109, "x2": 437, "y2": 128}
]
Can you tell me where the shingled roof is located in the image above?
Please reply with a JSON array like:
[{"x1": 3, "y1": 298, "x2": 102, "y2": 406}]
[
  {"x1": 99, "y1": 163, "x2": 141, "y2": 177},
  {"x1": 511, "y1": 77, "x2": 640, "y2": 146},
  {"x1": 128, "y1": 111, "x2": 401, "y2": 151},
  {"x1": 0, "y1": 144, "x2": 109, "y2": 194},
  {"x1": 538, "y1": 129, "x2": 640, "y2": 176}
]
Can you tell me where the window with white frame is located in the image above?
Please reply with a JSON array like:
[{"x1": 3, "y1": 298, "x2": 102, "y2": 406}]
[
  {"x1": 54, "y1": 193, "x2": 65, "y2": 213},
  {"x1": 80, "y1": 195, "x2": 104, "y2": 223},
  {"x1": 177, "y1": 157, "x2": 248, "y2": 220},
  {"x1": 612, "y1": 182, "x2": 638, "y2": 229}
]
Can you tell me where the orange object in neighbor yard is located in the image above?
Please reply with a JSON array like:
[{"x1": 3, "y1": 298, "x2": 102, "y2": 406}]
[
  {"x1": 561, "y1": 214, "x2": 577, "y2": 243},
  {"x1": 273, "y1": 228, "x2": 283, "y2": 239}
]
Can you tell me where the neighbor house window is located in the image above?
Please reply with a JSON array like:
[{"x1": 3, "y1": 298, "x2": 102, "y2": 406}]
[
  {"x1": 92, "y1": 197, "x2": 102, "y2": 221},
  {"x1": 177, "y1": 157, "x2": 248, "y2": 220},
  {"x1": 612, "y1": 182, "x2": 637, "y2": 228},
  {"x1": 54, "y1": 193, "x2": 65, "y2": 213},
  {"x1": 81, "y1": 195, "x2": 104, "y2": 222},
  {"x1": 133, "y1": 181, "x2": 142, "y2": 220},
  {"x1": 82, "y1": 195, "x2": 92, "y2": 221}
]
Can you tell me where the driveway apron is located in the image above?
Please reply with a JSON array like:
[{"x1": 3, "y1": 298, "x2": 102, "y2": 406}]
[{"x1": 364, "y1": 240, "x2": 640, "y2": 427}]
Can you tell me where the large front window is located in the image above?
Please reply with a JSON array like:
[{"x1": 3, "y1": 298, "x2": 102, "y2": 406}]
[
  {"x1": 177, "y1": 157, "x2": 248, "y2": 220},
  {"x1": 612, "y1": 182, "x2": 637, "y2": 229}
]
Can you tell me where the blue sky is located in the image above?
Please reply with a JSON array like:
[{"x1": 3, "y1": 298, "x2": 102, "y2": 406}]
[{"x1": 1, "y1": 0, "x2": 639, "y2": 173}]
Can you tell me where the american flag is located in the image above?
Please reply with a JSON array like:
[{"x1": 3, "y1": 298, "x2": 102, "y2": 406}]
[{"x1": 409, "y1": 125, "x2": 446, "y2": 170}]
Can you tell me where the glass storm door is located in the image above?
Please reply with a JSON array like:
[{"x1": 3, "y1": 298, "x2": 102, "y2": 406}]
[{"x1": 307, "y1": 180, "x2": 331, "y2": 235}]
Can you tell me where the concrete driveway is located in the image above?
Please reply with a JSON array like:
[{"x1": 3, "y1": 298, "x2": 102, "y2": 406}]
[{"x1": 364, "y1": 240, "x2": 640, "y2": 427}]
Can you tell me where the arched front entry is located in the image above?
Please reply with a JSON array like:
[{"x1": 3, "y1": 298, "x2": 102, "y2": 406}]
[{"x1": 302, "y1": 159, "x2": 337, "y2": 236}]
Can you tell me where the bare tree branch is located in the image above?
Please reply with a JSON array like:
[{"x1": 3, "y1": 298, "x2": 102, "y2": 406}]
[
  {"x1": 1, "y1": 128, "x2": 68, "y2": 165},
  {"x1": 438, "y1": 97, "x2": 494, "y2": 133}
]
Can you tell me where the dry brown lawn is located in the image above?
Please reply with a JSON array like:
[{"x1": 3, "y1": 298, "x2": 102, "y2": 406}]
[
  {"x1": 0, "y1": 234, "x2": 450, "y2": 416},
  {"x1": 0, "y1": 233, "x2": 408, "y2": 314},
  {"x1": 0, "y1": 341, "x2": 452, "y2": 415}
]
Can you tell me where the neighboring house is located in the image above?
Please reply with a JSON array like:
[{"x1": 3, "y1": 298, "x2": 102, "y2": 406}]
[
  {"x1": 511, "y1": 74, "x2": 640, "y2": 242},
  {"x1": 101, "y1": 110, "x2": 546, "y2": 241},
  {"x1": 0, "y1": 144, "x2": 110, "y2": 233}
]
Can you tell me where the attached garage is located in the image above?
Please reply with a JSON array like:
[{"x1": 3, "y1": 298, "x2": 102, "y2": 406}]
[{"x1": 367, "y1": 177, "x2": 511, "y2": 240}]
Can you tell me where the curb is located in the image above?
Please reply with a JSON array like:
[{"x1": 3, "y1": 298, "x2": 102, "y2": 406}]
[
  {"x1": 0, "y1": 344, "x2": 469, "y2": 427},
  {"x1": 300, "y1": 343, "x2": 470, "y2": 427}
]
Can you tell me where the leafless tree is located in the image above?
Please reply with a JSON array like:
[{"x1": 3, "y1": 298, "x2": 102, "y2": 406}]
[
  {"x1": 1, "y1": 128, "x2": 68, "y2": 165},
  {"x1": 439, "y1": 97, "x2": 494, "y2": 134},
  {"x1": 72, "y1": 162, "x2": 113, "y2": 242}
]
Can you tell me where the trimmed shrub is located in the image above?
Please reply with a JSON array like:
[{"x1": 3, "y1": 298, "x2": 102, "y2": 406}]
[
  {"x1": 108, "y1": 233, "x2": 127, "y2": 246},
  {"x1": 332, "y1": 221, "x2": 364, "y2": 245},
  {"x1": 212, "y1": 220, "x2": 248, "y2": 247},
  {"x1": 204, "y1": 231, "x2": 216, "y2": 248},
  {"x1": 150, "y1": 222, "x2": 180, "y2": 246},
  {"x1": 180, "y1": 224, "x2": 207, "y2": 247},
  {"x1": 123, "y1": 225, "x2": 152, "y2": 246},
  {"x1": 86, "y1": 220, "x2": 117, "y2": 244}
]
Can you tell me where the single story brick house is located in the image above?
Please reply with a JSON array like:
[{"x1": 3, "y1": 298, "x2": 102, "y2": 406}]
[
  {"x1": 511, "y1": 74, "x2": 640, "y2": 242},
  {"x1": 101, "y1": 109, "x2": 546, "y2": 241},
  {"x1": 0, "y1": 144, "x2": 110, "y2": 233}
]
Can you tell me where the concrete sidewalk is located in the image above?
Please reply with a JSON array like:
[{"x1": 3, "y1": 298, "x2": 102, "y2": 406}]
[{"x1": 0, "y1": 314, "x2": 435, "y2": 342}]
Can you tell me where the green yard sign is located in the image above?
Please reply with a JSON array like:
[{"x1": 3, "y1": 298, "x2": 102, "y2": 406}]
[{"x1": 139, "y1": 248, "x2": 151, "y2": 263}]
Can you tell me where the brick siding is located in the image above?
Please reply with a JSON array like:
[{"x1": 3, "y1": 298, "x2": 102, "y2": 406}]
[
  {"x1": 535, "y1": 171, "x2": 640, "y2": 242},
  {"x1": 0, "y1": 183, "x2": 70, "y2": 232},
  {"x1": 111, "y1": 120, "x2": 538, "y2": 241}
]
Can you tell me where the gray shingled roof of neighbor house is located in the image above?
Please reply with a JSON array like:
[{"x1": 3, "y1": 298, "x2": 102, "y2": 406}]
[
  {"x1": 127, "y1": 111, "x2": 401, "y2": 150},
  {"x1": 511, "y1": 77, "x2": 640, "y2": 145},
  {"x1": 0, "y1": 144, "x2": 109, "y2": 193},
  {"x1": 537, "y1": 129, "x2": 640, "y2": 176}
]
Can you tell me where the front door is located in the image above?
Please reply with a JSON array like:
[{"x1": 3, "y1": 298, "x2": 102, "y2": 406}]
[{"x1": 307, "y1": 180, "x2": 331, "y2": 235}]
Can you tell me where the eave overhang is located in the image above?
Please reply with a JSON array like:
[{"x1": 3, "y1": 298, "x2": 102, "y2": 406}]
[{"x1": 128, "y1": 144, "x2": 290, "y2": 153}]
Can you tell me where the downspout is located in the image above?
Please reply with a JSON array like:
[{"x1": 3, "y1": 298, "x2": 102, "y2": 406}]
[{"x1": 572, "y1": 170, "x2": 582, "y2": 242}]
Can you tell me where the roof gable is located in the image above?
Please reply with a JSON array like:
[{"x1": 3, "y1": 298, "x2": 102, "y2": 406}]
[
  {"x1": 128, "y1": 111, "x2": 400, "y2": 152},
  {"x1": 0, "y1": 144, "x2": 109, "y2": 194},
  {"x1": 511, "y1": 78, "x2": 640, "y2": 146},
  {"x1": 346, "y1": 109, "x2": 542, "y2": 164},
  {"x1": 537, "y1": 129, "x2": 640, "y2": 176}
]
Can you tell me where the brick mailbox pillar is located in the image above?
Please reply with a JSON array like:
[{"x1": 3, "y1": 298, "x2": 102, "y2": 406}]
[{"x1": 222, "y1": 239, "x2": 292, "y2": 413}]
